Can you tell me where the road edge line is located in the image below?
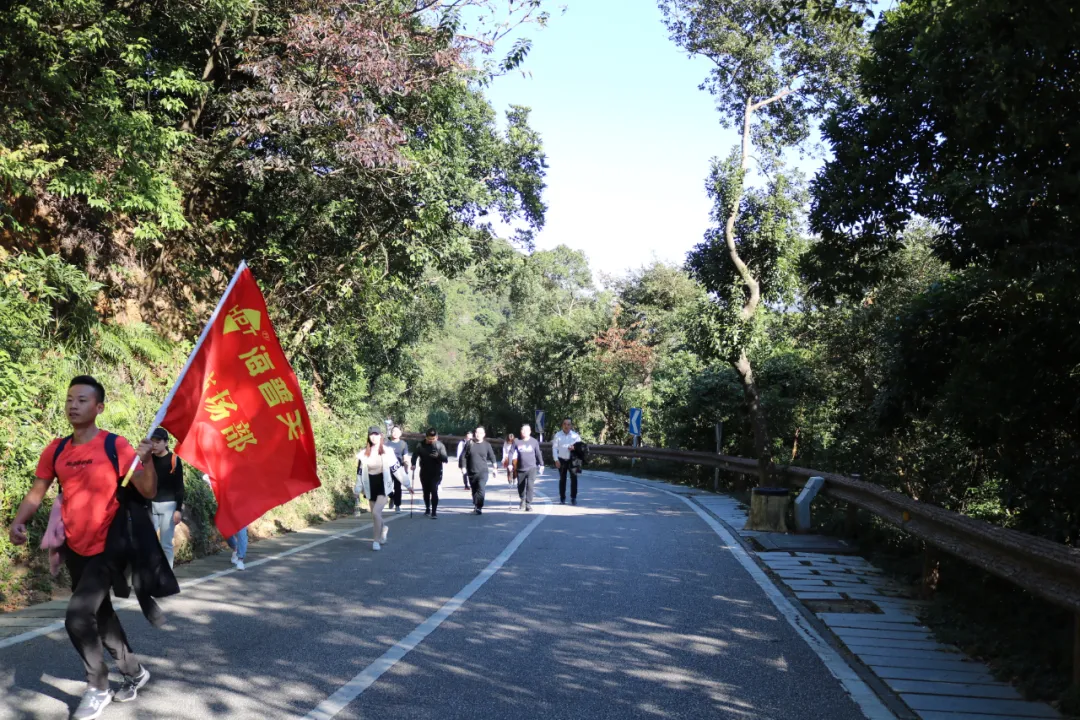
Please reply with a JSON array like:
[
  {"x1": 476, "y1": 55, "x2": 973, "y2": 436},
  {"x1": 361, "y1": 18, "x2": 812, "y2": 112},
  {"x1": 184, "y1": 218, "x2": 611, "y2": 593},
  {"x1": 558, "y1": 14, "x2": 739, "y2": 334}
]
[{"x1": 598, "y1": 473, "x2": 896, "y2": 720}]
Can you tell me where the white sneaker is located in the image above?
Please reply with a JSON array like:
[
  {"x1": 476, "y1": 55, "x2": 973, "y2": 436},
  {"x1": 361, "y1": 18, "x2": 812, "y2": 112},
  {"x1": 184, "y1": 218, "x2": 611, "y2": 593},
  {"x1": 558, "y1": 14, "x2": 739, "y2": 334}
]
[
  {"x1": 372, "y1": 541, "x2": 381, "y2": 551},
  {"x1": 231, "y1": 551, "x2": 238, "y2": 564},
  {"x1": 381, "y1": 526, "x2": 389, "y2": 543},
  {"x1": 234, "y1": 559, "x2": 245, "y2": 570},
  {"x1": 73, "y1": 687, "x2": 113, "y2": 720}
]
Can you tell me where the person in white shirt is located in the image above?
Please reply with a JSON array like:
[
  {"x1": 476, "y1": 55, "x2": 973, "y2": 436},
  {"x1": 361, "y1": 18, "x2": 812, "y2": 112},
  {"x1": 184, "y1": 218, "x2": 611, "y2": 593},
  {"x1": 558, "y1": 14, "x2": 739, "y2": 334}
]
[
  {"x1": 455, "y1": 431, "x2": 473, "y2": 490},
  {"x1": 552, "y1": 418, "x2": 583, "y2": 505}
]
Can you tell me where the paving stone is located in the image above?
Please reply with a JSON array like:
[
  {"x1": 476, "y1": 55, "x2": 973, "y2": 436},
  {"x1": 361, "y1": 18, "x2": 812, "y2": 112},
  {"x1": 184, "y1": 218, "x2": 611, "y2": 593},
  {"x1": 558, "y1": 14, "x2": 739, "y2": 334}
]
[
  {"x1": 817, "y1": 611, "x2": 919, "y2": 623},
  {"x1": 794, "y1": 592, "x2": 845, "y2": 600},
  {"x1": 858, "y1": 655, "x2": 981, "y2": 672},
  {"x1": 845, "y1": 644, "x2": 961, "y2": 659},
  {"x1": 900, "y1": 693, "x2": 1060, "y2": 718},
  {"x1": 872, "y1": 666, "x2": 997, "y2": 684},
  {"x1": 816, "y1": 613, "x2": 923, "y2": 629},
  {"x1": 840, "y1": 635, "x2": 944, "y2": 651},
  {"x1": 786, "y1": 580, "x2": 832, "y2": 589},
  {"x1": 885, "y1": 679, "x2": 1021, "y2": 700},
  {"x1": 833, "y1": 627, "x2": 936, "y2": 642}
]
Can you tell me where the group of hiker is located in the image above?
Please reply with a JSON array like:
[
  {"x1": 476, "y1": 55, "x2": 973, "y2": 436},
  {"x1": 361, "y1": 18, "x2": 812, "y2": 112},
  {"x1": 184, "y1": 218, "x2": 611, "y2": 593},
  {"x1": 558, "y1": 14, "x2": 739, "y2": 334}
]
[
  {"x1": 4, "y1": 372, "x2": 591, "y2": 720},
  {"x1": 354, "y1": 418, "x2": 589, "y2": 546}
]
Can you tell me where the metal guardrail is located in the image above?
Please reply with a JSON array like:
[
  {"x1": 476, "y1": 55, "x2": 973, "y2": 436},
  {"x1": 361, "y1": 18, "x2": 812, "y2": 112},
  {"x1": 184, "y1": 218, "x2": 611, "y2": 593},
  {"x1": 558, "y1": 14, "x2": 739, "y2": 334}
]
[{"x1": 404, "y1": 432, "x2": 1080, "y2": 618}]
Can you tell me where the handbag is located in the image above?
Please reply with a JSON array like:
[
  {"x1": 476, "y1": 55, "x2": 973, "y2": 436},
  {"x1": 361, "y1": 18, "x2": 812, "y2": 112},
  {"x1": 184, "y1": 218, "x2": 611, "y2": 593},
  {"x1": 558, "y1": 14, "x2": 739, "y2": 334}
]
[{"x1": 389, "y1": 459, "x2": 410, "y2": 489}]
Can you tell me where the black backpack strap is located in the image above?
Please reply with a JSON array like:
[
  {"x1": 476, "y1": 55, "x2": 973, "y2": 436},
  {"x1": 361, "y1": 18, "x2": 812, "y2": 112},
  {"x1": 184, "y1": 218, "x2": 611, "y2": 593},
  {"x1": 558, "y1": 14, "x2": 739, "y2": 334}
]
[
  {"x1": 104, "y1": 433, "x2": 121, "y2": 480},
  {"x1": 52, "y1": 435, "x2": 73, "y2": 480}
]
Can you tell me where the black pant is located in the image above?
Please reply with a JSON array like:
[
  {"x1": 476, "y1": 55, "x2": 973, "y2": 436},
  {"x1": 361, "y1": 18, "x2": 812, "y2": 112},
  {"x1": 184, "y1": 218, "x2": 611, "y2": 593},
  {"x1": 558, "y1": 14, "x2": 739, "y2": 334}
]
[
  {"x1": 390, "y1": 477, "x2": 402, "y2": 509},
  {"x1": 469, "y1": 471, "x2": 488, "y2": 509},
  {"x1": 65, "y1": 551, "x2": 140, "y2": 690},
  {"x1": 517, "y1": 467, "x2": 538, "y2": 505},
  {"x1": 420, "y1": 474, "x2": 441, "y2": 513},
  {"x1": 462, "y1": 468, "x2": 471, "y2": 489},
  {"x1": 558, "y1": 462, "x2": 578, "y2": 501}
]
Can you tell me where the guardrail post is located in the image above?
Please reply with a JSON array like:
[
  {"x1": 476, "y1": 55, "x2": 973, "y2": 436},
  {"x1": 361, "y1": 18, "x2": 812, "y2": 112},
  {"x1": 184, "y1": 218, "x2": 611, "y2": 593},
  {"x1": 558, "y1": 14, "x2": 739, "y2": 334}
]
[
  {"x1": 844, "y1": 474, "x2": 862, "y2": 537},
  {"x1": 794, "y1": 477, "x2": 825, "y2": 533},
  {"x1": 712, "y1": 422, "x2": 723, "y2": 493}
]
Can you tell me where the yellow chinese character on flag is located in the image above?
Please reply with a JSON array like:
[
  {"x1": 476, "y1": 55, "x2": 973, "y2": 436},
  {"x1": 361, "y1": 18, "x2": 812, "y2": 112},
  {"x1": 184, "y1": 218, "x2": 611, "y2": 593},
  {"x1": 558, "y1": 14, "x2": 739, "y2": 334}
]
[
  {"x1": 258, "y1": 377, "x2": 295, "y2": 408},
  {"x1": 223, "y1": 306, "x2": 261, "y2": 336},
  {"x1": 204, "y1": 389, "x2": 238, "y2": 422},
  {"x1": 203, "y1": 371, "x2": 217, "y2": 392},
  {"x1": 239, "y1": 346, "x2": 276, "y2": 377},
  {"x1": 277, "y1": 410, "x2": 305, "y2": 441},
  {"x1": 222, "y1": 422, "x2": 258, "y2": 452}
]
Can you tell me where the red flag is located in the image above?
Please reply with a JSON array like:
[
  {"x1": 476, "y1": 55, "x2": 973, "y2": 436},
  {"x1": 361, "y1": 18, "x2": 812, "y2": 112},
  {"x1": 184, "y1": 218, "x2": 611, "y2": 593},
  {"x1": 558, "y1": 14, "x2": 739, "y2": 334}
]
[{"x1": 161, "y1": 264, "x2": 320, "y2": 538}]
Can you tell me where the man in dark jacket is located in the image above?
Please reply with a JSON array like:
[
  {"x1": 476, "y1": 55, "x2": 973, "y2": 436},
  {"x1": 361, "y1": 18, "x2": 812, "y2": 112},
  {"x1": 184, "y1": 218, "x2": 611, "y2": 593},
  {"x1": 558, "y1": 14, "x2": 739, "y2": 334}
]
[
  {"x1": 412, "y1": 428, "x2": 448, "y2": 518},
  {"x1": 459, "y1": 426, "x2": 497, "y2": 515}
]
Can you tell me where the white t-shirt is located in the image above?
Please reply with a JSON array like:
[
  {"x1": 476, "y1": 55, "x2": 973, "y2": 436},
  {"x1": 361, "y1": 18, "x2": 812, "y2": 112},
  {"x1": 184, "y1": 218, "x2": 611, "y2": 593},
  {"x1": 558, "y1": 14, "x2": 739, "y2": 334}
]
[{"x1": 552, "y1": 430, "x2": 582, "y2": 461}]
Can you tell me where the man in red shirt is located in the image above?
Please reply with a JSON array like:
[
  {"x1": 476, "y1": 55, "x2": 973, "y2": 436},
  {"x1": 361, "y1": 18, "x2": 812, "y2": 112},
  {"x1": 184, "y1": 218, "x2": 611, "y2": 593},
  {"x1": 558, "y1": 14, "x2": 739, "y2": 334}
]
[{"x1": 8, "y1": 376, "x2": 157, "y2": 720}]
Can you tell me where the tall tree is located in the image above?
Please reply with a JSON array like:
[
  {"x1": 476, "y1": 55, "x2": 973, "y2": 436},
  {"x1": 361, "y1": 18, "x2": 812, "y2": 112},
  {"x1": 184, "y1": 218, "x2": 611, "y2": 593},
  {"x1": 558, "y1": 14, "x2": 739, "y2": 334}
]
[
  {"x1": 659, "y1": 0, "x2": 867, "y2": 483},
  {"x1": 806, "y1": 0, "x2": 1080, "y2": 541}
]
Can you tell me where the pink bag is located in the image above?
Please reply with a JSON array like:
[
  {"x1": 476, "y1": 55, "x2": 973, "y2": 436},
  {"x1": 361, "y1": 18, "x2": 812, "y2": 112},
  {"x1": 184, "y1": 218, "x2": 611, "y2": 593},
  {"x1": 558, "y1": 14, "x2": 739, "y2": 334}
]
[{"x1": 40, "y1": 495, "x2": 65, "y2": 577}]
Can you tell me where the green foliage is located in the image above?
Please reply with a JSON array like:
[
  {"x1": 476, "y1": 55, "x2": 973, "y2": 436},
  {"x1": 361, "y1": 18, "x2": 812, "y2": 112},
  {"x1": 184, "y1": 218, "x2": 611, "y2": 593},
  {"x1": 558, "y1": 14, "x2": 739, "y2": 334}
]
[
  {"x1": 808, "y1": 0, "x2": 1080, "y2": 297},
  {"x1": 0, "y1": 254, "x2": 369, "y2": 606},
  {"x1": 660, "y1": 0, "x2": 869, "y2": 157}
]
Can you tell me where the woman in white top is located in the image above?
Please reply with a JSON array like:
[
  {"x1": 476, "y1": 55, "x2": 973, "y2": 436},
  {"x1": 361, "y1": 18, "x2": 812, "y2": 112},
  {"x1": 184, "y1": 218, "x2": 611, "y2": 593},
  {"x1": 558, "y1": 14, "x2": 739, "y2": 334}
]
[
  {"x1": 502, "y1": 433, "x2": 516, "y2": 485},
  {"x1": 356, "y1": 426, "x2": 409, "y2": 550}
]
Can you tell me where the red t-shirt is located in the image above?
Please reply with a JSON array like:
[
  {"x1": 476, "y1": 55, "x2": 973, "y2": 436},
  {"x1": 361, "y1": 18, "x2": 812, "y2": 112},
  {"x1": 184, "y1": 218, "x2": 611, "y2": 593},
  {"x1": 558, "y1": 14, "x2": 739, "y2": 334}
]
[{"x1": 36, "y1": 431, "x2": 136, "y2": 557}]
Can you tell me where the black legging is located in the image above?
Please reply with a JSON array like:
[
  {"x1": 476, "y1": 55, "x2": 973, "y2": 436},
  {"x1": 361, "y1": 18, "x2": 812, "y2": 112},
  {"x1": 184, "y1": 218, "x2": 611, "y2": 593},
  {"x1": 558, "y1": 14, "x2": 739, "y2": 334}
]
[
  {"x1": 65, "y1": 551, "x2": 141, "y2": 689},
  {"x1": 420, "y1": 474, "x2": 441, "y2": 513}
]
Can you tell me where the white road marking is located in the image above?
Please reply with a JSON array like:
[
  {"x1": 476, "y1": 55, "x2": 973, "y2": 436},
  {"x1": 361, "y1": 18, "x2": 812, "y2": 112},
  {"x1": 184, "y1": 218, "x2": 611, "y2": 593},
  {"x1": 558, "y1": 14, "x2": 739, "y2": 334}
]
[
  {"x1": 0, "y1": 470, "x2": 520, "y2": 653},
  {"x1": 0, "y1": 518, "x2": 398, "y2": 650},
  {"x1": 300, "y1": 493, "x2": 551, "y2": 720},
  {"x1": 593, "y1": 472, "x2": 897, "y2": 720}
]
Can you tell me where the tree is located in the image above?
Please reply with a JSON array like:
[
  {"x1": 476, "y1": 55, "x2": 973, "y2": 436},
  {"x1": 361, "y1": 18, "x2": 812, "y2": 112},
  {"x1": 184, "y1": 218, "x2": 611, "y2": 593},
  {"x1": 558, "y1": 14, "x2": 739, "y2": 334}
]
[
  {"x1": 660, "y1": 0, "x2": 866, "y2": 483},
  {"x1": 0, "y1": 0, "x2": 551, "y2": 418},
  {"x1": 805, "y1": 0, "x2": 1080, "y2": 542}
]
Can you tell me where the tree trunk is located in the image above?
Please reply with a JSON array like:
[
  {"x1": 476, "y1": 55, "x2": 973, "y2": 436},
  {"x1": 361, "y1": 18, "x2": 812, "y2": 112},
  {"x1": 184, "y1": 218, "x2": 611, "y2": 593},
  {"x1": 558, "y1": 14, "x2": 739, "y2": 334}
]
[
  {"x1": 733, "y1": 349, "x2": 771, "y2": 486},
  {"x1": 180, "y1": 18, "x2": 230, "y2": 134}
]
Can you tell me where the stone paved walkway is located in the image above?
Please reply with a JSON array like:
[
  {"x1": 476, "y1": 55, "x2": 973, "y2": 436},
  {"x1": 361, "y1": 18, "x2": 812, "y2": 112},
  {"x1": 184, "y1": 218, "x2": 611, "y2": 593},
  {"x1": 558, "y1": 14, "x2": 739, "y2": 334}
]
[{"x1": 692, "y1": 492, "x2": 1061, "y2": 720}]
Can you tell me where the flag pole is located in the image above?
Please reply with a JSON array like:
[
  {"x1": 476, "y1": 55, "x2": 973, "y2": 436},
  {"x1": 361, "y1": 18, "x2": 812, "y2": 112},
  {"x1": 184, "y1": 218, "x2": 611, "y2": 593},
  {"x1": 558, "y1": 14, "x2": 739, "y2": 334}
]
[{"x1": 121, "y1": 260, "x2": 249, "y2": 487}]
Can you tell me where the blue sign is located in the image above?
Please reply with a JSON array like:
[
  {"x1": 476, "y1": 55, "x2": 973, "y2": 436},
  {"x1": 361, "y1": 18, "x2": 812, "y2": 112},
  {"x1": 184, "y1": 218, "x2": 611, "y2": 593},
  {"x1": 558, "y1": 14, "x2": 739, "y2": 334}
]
[
  {"x1": 629, "y1": 408, "x2": 643, "y2": 436},
  {"x1": 534, "y1": 409, "x2": 545, "y2": 433}
]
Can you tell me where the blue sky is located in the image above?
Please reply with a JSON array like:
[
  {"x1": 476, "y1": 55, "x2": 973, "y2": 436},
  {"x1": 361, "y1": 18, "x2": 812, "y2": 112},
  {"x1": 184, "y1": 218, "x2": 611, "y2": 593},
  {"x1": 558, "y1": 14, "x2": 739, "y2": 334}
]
[{"x1": 484, "y1": 1, "x2": 748, "y2": 279}]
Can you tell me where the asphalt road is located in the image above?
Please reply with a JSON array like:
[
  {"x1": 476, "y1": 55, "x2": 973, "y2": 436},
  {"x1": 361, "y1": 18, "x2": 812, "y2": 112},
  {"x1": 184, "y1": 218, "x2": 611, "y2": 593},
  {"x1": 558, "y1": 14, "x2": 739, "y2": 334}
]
[{"x1": 0, "y1": 468, "x2": 873, "y2": 720}]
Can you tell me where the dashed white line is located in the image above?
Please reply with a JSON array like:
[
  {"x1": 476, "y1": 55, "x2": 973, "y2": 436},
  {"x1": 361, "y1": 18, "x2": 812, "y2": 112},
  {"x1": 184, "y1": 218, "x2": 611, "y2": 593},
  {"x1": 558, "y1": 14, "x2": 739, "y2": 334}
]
[{"x1": 299, "y1": 491, "x2": 551, "y2": 720}]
